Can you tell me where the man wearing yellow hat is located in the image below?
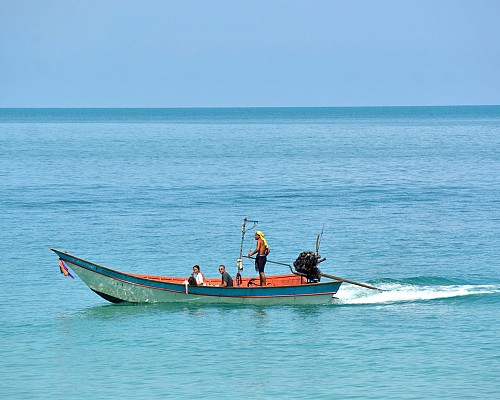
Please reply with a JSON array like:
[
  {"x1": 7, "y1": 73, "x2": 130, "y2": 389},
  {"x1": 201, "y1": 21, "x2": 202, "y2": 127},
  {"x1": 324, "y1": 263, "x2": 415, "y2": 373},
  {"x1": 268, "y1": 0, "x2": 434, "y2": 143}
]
[{"x1": 248, "y1": 231, "x2": 270, "y2": 286}]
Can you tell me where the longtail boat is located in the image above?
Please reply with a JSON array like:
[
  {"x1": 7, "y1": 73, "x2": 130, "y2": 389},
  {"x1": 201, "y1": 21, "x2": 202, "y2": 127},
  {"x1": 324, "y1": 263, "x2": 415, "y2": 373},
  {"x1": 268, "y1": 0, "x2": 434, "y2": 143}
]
[
  {"x1": 51, "y1": 218, "x2": 381, "y2": 305},
  {"x1": 50, "y1": 248, "x2": 342, "y2": 305}
]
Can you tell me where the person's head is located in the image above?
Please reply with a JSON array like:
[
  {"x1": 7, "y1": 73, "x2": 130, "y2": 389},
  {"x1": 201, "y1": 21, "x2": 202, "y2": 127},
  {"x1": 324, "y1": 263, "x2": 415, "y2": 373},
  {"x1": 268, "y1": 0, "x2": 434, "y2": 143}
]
[
  {"x1": 219, "y1": 265, "x2": 226, "y2": 274},
  {"x1": 193, "y1": 265, "x2": 200, "y2": 273},
  {"x1": 255, "y1": 231, "x2": 264, "y2": 240}
]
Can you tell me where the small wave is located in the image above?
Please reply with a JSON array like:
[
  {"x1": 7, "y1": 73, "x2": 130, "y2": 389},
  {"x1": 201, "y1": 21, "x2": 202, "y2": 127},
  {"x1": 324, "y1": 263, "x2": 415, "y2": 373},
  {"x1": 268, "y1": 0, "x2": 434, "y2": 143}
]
[
  {"x1": 377, "y1": 276, "x2": 460, "y2": 286},
  {"x1": 335, "y1": 281, "x2": 500, "y2": 305}
]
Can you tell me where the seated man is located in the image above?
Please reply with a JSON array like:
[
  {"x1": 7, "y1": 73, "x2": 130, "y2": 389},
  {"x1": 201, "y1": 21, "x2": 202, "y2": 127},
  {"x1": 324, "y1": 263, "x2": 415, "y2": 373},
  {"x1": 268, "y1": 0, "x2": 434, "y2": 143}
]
[{"x1": 218, "y1": 265, "x2": 233, "y2": 287}]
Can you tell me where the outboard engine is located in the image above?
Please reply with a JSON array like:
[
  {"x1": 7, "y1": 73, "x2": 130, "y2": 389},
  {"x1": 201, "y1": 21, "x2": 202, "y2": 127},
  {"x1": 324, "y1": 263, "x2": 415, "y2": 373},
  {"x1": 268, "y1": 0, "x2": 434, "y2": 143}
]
[{"x1": 293, "y1": 252, "x2": 322, "y2": 282}]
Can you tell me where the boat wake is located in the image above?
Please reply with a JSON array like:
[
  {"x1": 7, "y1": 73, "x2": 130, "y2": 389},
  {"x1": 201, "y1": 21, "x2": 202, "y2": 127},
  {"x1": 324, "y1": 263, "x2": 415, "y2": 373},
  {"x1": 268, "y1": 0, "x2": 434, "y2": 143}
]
[{"x1": 334, "y1": 278, "x2": 500, "y2": 305}]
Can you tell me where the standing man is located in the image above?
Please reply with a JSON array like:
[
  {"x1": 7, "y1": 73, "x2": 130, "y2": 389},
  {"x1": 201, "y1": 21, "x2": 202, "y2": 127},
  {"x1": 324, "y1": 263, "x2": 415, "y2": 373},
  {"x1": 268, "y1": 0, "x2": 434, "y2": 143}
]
[
  {"x1": 219, "y1": 265, "x2": 233, "y2": 287},
  {"x1": 248, "y1": 230, "x2": 270, "y2": 286}
]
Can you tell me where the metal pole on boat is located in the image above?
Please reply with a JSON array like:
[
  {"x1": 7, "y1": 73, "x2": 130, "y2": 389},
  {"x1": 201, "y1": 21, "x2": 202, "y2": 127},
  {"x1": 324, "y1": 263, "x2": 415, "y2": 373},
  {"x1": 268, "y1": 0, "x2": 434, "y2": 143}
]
[
  {"x1": 236, "y1": 218, "x2": 247, "y2": 287},
  {"x1": 238, "y1": 217, "x2": 247, "y2": 268},
  {"x1": 319, "y1": 272, "x2": 382, "y2": 291},
  {"x1": 237, "y1": 217, "x2": 258, "y2": 286},
  {"x1": 243, "y1": 255, "x2": 291, "y2": 268}
]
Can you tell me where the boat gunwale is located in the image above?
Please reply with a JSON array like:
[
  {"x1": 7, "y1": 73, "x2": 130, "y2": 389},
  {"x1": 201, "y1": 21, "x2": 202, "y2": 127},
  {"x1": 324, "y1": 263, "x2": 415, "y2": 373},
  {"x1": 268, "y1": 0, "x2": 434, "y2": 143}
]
[{"x1": 50, "y1": 248, "x2": 340, "y2": 293}]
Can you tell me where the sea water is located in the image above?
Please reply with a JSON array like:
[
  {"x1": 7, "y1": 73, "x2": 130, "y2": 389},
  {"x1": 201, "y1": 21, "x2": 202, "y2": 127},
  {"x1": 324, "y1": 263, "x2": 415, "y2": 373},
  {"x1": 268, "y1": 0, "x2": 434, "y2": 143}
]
[{"x1": 0, "y1": 107, "x2": 499, "y2": 399}]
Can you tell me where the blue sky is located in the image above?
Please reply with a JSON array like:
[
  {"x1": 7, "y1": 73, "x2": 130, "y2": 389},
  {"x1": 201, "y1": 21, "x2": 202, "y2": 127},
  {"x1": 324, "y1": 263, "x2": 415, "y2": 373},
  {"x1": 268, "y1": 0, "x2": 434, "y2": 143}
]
[{"x1": 1, "y1": 0, "x2": 499, "y2": 107}]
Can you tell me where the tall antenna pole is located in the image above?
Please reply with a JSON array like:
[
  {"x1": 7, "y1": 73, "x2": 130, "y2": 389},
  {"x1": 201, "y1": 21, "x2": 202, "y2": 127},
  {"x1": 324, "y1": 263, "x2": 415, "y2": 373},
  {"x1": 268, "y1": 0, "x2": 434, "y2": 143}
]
[
  {"x1": 238, "y1": 217, "x2": 248, "y2": 267},
  {"x1": 237, "y1": 217, "x2": 258, "y2": 273}
]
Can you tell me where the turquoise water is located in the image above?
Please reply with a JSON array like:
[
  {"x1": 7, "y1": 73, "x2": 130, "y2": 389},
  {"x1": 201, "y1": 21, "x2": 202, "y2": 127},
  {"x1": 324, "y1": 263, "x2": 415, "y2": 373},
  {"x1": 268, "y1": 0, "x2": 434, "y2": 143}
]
[{"x1": 0, "y1": 107, "x2": 499, "y2": 399}]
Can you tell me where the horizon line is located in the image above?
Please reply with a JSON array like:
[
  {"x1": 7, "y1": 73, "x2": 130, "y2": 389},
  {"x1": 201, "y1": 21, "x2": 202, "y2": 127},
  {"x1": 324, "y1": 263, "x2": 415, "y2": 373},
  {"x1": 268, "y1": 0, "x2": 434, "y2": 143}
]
[{"x1": 1, "y1": 104, "x2": 499, "y2": 110}]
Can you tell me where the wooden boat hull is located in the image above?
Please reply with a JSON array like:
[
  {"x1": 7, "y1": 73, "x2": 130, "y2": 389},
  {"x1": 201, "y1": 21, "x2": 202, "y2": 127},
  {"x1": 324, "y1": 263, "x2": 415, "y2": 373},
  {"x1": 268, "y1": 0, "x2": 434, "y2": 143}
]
[{"x1": 51, "y1": 249, "x2": 342, "y2": 305}]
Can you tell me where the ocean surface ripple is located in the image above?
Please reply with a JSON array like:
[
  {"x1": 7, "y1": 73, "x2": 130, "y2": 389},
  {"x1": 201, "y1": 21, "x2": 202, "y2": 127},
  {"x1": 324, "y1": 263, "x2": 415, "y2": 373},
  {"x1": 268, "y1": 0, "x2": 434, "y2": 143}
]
[{"x1": 0, "y1": 107, "x2": 499, "y2": 399}]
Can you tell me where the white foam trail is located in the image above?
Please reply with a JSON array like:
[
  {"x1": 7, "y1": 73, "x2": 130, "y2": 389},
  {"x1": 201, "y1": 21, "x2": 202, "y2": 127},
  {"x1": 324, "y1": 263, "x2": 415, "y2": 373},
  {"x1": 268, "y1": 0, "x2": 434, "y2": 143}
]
[{"x1": 335, "y1": 283, "x2": 500, "y2": 305}]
